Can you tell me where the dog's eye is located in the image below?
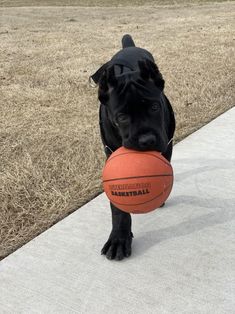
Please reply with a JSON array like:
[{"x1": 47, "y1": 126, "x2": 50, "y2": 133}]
[
  {"x1": 116, "y1": 113, "x2": 130, "y2": 124},
  {"x1": 151, "y1": 103, "x2": 160, "y2": 112}
]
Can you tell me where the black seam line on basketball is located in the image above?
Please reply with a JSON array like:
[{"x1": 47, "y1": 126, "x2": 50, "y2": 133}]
[
  {"x1": 103, "y1": 174, "x2": 172, "y2": 183},
  {"x1": 112, "y1": 184, "x2": 172, "y2": 207},
  {"x1": 107, "y1": 152, "x2": 171, "y2": 167},
  {"x1": 107, "y1": 152, "x2": 170, "y2": 166}
]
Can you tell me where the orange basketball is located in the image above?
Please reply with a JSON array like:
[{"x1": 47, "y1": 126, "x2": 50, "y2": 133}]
[{"x1": 102, "y1": 146, "x2": 173, "y2": 214}]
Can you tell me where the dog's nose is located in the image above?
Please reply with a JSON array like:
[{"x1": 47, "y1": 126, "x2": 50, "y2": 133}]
[{"x1": 138, "y1": 134, "x2": 157, "y2": 149}]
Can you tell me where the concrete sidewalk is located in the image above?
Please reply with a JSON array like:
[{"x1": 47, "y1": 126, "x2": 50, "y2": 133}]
[{"x1": 0, "y1": 108, "x2": 234, "y2": 314}]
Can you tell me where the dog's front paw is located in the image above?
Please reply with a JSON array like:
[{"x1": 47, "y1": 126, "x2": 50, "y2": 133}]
[{"x1": 101, "y1": 231, "x2": 133, "y2": 261}]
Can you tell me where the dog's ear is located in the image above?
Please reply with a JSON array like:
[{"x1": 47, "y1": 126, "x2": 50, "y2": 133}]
[
  {"x1": 98, "y1": 73, "x2": 109, "y2": 104},
  {"x1": 106, "y1": 65, "x2": 118, "y2": 87},
  {"x1": 98, "y1": 66, "x2": 117, "y2": 104},
  {"x1": 139, "y1": 59, "x2": 165, "y2": 91},
  {"x1": 138, "y1": 60, "x2": 150, "y2": 81},
  {"x1": 148, "y1": 60, "x2": 165, "y2": 91}
]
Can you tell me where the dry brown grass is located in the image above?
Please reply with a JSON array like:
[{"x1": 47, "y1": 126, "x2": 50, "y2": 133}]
[
  {"x1": 0, "y1": 1, "x2": 234, "y2": 260},
  {"x1": 0, "y1": 0, "x2": 229, "y2": 7}
]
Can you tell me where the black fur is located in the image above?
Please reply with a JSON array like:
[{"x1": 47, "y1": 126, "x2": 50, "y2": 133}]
[{"x1": 91, "y1": 35, "x2": 175, "y2": 260}]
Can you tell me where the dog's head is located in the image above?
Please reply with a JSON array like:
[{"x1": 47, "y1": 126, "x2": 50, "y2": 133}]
[{"x1": 98, "y1": 59, "x2": 169, "y2": 152}]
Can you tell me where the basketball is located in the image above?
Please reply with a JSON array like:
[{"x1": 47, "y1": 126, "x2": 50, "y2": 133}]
[{"x1": 102, "y1": 146, "x2": 173, "y2": 214}]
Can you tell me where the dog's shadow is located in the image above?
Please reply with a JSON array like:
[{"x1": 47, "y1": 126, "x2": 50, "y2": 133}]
[
  {"x1": 132, "y1": 157, "x2": 235, "y2": 256},
  {"x1": 133, "y1": 198, "x2": 235, "y2": 256}
]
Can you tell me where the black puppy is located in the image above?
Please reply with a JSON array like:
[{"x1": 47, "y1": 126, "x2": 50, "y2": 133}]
[{"x1": 90, "y1": 34, "x2": 175, "y2": 261}]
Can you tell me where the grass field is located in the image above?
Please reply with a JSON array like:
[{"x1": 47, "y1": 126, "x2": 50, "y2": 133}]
[
  {"x1": 0, "y1": 1, "x2": 234, "y2": 259},
  {"x1": 0, "y1": 0, "x2": 229, "y2": 7}
]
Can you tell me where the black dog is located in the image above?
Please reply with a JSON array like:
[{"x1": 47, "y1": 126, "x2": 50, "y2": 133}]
[{"x1": 90, "y1": 34, "x2": 175, "y2": 261}]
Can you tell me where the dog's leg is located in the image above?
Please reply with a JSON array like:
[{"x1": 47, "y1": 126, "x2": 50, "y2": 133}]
[{"x1": 101, "y1": 203, "x2": 133, "y2": 260}]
